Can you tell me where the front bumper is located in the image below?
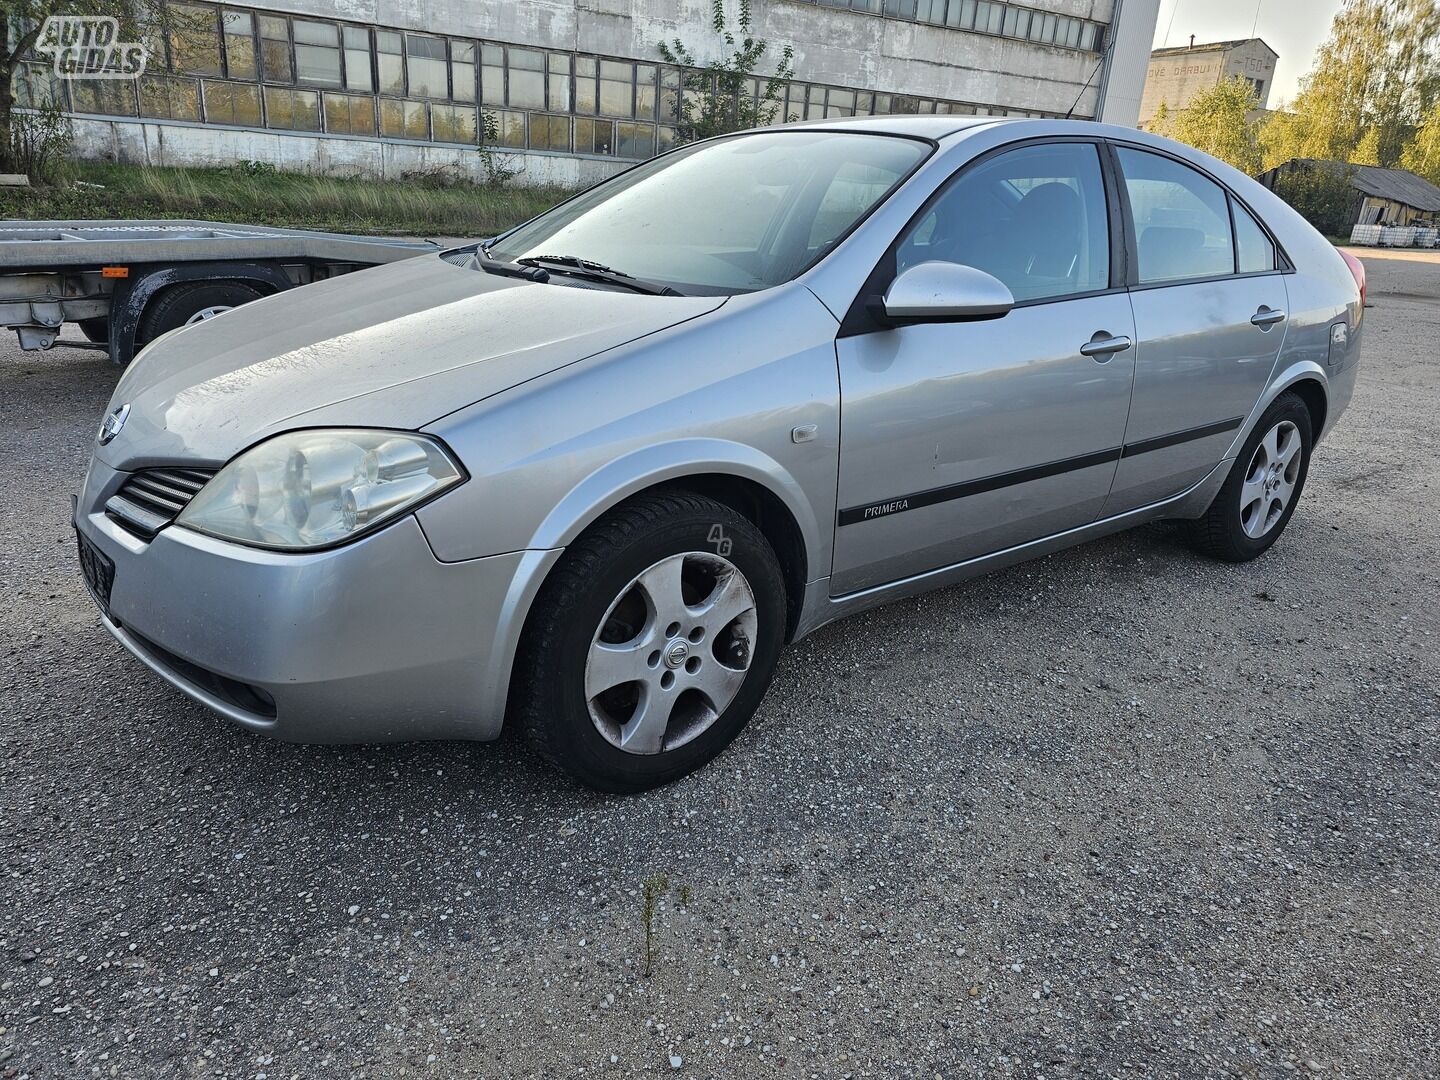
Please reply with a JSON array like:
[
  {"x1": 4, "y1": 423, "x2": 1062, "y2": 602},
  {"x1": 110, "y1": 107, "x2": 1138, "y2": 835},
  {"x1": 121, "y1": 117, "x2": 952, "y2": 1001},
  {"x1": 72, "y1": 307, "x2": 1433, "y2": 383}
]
[{"x1": 75, "y1": 458, "x2": 551, "y2": 743}]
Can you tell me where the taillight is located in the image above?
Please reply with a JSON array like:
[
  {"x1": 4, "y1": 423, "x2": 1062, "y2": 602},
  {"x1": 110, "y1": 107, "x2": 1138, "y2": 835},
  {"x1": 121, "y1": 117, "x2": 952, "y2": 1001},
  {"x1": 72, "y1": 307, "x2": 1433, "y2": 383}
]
[{"x1": 1340, "y1": 248, "x2": 1367, "y2": 320}]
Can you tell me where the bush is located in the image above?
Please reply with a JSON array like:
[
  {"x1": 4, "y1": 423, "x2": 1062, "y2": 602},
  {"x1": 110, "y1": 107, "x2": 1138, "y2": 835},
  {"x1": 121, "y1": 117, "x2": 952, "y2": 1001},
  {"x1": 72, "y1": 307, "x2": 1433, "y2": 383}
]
[
  {"x1": 4, "y1": 99, "x2": 73, "y2": 183},
  {"x1": 1267, "y1": 164, "x2": 1358, "y2": 237}
]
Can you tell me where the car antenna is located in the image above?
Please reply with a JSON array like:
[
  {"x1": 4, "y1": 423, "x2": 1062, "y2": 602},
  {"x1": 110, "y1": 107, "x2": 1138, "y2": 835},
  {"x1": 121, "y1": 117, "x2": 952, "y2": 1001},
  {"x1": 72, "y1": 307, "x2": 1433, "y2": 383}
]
[{"x1": 1065, "y1": 31, "x2": 1116, "y2": 120}]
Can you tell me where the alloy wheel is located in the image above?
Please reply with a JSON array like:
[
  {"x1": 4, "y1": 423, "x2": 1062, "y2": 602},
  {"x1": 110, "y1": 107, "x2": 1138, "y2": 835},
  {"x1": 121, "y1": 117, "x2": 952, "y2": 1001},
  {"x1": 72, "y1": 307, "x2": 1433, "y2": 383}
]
[
  {"x1": 585, "y1": 551, "x2": 758, "y2": 755},
  {"x1": 1239, "y1": 419, "x2": 1302, "y2": 539}
]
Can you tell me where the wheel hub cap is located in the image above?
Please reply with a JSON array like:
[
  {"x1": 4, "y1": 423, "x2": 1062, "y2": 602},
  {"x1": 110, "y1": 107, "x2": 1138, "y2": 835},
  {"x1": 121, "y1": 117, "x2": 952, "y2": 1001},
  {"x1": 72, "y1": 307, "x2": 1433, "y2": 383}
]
[{"x1": 662, "y1": 638, "x2": 690, "y2": 669}]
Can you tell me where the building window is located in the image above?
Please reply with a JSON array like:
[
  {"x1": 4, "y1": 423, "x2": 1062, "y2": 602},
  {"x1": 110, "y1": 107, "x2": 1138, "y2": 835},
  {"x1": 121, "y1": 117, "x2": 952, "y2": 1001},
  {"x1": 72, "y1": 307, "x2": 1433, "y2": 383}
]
[
  {"x1": 264, "y1": 86, "x2": 320, "y2": 130},
  {"x1": 170, "y1": 3, "x2": 223, "y2": 76},
  {"x1": 343, "y1": 27, "x2": 373, "y2": 92},
  {"x1": 259, "y1": 15, "x2": 292, "y2": 82},
  {"x1": 222, "y1": 10, "x2": 256, "y2": 79},
  {"x1": 140, "y1": 75, "x2": 201, "y2": 120},
  {"x1": 529, "y1": 112, "x2": 571, "y2": 151},
  {"x1": 635, "y1": 64, "x2": 658, "y2": 119},
  {"x1": 599, "y1": 59, "x2": 634, "y2": 117},
  {"x1": 376, "y1": 31, "x2": 404, "y2": 95},
  {"x1": 71, "y1": 80, "x2": 137, "y2": 116},
  {"x1": 12, "y1": 62, "x2": 61, "y2": 108},
  {"x1": 575, "y1": 56, "x2": 597, "y2": 113},
  {"x1": 432, "y1": 102, "x2": 477, "y2": 143},
  {"x1": 379, "y1": 97, "x2": 428, "y2": 139},
  {"x1": 801, "y1": 0, "x2": 1104, "y2": 52},
  {"x1": 292, "y1": 20, "x2": 341, "y2": 88},
  {"x1": 406, "y1": 34, "x2": 447, "y2": 98},
  {"x1": 202, "y1": 80, "x2": 262, "y2": 125},
  {"x1": 547, "y1": 52, "x2": 571, "y2": 112},
  {"x1": 508, "y1": 47, "x2": 545, "y2": 109},
  {"x1": 575, "y1": 115, "x2": 612, "y2": 155},
  {"x1": 615, "y1": 120, "x2": 654, "y2": 158},
  {"x1": 481, "y1": 44, "x2": 505, "y2": 105},
  {"x1": 452, "y1": 42, "x2": 476, "y2": 102},
  {"x1": 486, "y1": 108, "x2": 526, "y2": 148},
  {"x1": 324, "y1": 91, "x2": 376, "y2": 134}
]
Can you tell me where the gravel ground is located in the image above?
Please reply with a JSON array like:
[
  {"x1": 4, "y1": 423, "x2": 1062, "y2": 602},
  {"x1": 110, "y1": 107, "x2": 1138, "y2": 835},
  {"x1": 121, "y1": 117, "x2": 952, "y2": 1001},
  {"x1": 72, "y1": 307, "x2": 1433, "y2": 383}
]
[{"x1": 2, "y1": 252, "x2": 1437, "y2": 1080}]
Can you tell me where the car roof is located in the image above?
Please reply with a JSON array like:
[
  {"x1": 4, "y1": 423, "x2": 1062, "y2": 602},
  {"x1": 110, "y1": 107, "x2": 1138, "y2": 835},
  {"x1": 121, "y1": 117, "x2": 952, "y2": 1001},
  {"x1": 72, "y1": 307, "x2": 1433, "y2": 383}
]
[{"x1": 755, "y1": 115, "x2": 1038, "y2": 140}]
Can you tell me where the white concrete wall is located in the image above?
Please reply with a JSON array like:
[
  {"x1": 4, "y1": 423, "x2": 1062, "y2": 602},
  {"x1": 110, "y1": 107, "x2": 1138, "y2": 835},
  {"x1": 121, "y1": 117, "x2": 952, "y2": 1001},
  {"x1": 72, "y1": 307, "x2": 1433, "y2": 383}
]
[{"x1": 68, "y1": 116, "x2": 630, "y2": 187}]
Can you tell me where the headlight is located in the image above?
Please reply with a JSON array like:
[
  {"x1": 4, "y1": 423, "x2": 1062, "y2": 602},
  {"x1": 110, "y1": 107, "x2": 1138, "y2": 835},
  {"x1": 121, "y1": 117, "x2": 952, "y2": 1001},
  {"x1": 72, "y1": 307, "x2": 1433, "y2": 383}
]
[{"x1": 176, "y1": 429, "x2": 464, "y2": 550}]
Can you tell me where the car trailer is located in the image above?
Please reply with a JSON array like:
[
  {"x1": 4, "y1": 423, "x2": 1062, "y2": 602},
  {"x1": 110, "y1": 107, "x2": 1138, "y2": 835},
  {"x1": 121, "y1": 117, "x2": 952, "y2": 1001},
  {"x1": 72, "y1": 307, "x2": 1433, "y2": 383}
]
[{"x1": 0, "y1": 220, "x2": 439, "y2": 365}]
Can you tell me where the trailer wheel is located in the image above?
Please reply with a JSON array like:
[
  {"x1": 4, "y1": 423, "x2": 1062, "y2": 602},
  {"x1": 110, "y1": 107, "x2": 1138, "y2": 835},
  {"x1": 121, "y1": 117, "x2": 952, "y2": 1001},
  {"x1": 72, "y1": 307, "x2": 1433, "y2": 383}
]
[{"x1": 139, "y1": 281, "x2": 266, "y2": 343}]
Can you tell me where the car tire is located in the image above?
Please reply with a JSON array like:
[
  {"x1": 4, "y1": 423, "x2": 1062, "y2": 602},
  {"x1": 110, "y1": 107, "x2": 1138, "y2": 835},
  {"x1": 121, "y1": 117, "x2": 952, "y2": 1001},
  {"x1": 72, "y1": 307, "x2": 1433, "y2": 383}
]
[
  {"x1": 1189, "y1": 392, "x2": 1313, "y2": 563},
  {"x1": 139, "y1": 281, "x2": 265, "y2": 343},
  {"x1": 512, "y1": 491, "x2": 787, "y2": 793}
]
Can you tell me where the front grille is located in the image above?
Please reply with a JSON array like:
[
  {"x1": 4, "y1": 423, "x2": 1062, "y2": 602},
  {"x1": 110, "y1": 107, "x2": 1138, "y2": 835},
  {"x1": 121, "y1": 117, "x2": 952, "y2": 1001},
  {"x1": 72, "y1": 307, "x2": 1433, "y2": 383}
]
[{"x1": 105, "y1": 466, "x2": 217, "y2": 539}]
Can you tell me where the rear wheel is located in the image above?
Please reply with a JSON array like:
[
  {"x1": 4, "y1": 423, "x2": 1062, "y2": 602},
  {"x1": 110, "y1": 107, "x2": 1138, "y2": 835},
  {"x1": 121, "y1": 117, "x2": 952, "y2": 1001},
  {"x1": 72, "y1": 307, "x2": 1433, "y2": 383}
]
[
  {"x1": 513, "y1": 491, "x2": 787, "y2": 792},
  {"x1": 138, "y1": 281, "x2": 265, "y2": 343},
  {"x1": 1190, "y1": 392, "x2": 1313, "y2": 562}
]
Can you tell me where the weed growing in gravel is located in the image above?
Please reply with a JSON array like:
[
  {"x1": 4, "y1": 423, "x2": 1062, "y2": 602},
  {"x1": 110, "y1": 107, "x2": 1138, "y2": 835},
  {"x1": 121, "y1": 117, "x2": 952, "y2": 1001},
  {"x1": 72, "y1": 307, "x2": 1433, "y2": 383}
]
[{"x1": 640, "y1": 873, "x2": 693, "y2": 977}]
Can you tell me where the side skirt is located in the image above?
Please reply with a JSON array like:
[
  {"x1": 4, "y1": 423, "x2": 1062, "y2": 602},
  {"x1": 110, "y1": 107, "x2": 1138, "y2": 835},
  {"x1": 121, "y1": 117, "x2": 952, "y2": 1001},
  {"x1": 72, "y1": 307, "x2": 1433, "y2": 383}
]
[{"x1": 793, "y1": 458, "x2": 1229, "y2": 641}]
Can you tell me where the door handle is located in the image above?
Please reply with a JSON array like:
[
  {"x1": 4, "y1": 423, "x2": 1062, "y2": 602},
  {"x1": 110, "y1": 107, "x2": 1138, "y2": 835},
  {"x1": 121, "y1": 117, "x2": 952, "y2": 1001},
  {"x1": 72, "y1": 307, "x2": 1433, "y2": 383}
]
[
  {"x1": 1079, "y1": 334, "x2": 1132, "y2": 359},
  {"x1": 1251, "y1": 307, "x2": 1287, "y2": 328}
]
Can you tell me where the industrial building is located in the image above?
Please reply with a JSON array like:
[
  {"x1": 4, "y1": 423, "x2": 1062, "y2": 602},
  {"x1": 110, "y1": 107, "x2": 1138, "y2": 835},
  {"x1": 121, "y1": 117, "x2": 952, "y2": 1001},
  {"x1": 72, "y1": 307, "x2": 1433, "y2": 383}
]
[
  {"x1": 1258, "y1": 159, "x2": 1440, "y2": 229},
  {"x1": 15, "y1": 0, "x2": 1161, "y2": 187},
  {"x1": 1138, "y1": 36, "x2": 1276, "y2": 128}
]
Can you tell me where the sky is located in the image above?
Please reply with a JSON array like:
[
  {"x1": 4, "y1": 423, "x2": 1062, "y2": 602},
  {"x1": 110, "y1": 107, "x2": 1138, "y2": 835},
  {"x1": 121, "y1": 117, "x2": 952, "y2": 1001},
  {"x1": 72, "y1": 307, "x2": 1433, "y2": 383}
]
[{"x1": 1150, "y1": 0, "x2": 1346, "y2": 106}]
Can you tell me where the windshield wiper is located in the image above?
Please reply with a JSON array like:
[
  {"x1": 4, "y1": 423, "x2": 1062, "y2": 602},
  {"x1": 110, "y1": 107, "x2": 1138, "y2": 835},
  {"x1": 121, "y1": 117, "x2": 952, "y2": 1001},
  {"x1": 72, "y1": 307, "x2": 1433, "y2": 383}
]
[{"x1": 515, "y1": 255, "x2": 683, "y2": 296}]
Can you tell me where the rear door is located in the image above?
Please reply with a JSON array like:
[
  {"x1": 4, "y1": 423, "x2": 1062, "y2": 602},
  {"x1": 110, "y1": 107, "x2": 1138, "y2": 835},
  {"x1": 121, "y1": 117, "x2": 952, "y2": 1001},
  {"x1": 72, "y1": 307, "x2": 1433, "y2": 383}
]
[{"x1": 1104, "y1": 145, "x2": 1290, "y2": 515}]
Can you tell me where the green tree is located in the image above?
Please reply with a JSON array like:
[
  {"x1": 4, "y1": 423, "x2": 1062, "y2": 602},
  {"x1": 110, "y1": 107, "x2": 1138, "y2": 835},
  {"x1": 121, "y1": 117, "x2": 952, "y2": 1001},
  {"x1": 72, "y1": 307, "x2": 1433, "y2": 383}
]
[
  {"x1": 656, "y1": 0, "x2": 794, "y2": 144},
  {"x1": 1400, "y1": 100, "x2": 1440, "y2": 183},
  {"x1": 1260, "y1": 0, "x2": 1440, "y2": 170},
  {"x1": 1269, "y1": 162, "x2": 1360, "y2": 236},
  {"x1": 1151, "y1": 76, "x2": 1262, "y2": 173}
]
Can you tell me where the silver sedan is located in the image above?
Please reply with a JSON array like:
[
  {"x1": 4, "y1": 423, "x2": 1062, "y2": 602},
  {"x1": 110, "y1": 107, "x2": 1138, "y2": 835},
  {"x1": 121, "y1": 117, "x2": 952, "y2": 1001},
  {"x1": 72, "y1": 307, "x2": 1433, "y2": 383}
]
[{"x1": 75, "y1": 117, "x2": 1364, "y2": 791}]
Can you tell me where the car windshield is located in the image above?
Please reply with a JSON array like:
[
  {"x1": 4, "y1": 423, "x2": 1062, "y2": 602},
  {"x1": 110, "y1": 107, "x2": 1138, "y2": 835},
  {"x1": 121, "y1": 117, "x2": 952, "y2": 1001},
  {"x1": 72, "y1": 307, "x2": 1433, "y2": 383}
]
[{"x1": 486, "y1": 131, "x2": 929, "y2": 296}]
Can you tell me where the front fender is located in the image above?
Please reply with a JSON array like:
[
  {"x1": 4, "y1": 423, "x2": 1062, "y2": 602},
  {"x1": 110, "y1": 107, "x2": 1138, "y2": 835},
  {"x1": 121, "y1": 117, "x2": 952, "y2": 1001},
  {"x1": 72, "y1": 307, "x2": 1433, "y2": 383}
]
[{"x1": 530, "y1": 437, "x2": 825, "y2": 562}]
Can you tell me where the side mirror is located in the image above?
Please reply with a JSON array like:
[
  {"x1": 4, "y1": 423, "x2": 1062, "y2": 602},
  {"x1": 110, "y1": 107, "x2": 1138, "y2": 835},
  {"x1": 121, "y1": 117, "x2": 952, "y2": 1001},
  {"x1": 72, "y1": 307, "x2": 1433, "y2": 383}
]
[{"x1": 876, "y1": 261, "x2": 1015, "y2": 326}]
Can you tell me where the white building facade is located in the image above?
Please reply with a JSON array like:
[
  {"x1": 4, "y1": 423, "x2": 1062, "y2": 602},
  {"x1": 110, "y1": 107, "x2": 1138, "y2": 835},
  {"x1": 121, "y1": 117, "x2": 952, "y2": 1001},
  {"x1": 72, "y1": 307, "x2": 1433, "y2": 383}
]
[{"x1": 17, "y1": 0, "x2": 1162, "y2": 187}]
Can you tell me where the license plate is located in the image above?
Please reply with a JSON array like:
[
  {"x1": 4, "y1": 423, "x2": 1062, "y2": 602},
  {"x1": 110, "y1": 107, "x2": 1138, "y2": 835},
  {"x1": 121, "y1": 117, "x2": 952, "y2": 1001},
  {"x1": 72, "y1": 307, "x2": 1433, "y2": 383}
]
[{"x1": 76, "y1": 530, "x2": 114, "y2": 616}]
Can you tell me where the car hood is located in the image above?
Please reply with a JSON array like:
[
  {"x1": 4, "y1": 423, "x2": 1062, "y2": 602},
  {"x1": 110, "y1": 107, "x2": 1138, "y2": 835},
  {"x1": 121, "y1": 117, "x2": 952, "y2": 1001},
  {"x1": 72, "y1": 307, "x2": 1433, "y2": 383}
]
[{"x1": 97, "y1": 254, "x2": 725, "y2": 468}]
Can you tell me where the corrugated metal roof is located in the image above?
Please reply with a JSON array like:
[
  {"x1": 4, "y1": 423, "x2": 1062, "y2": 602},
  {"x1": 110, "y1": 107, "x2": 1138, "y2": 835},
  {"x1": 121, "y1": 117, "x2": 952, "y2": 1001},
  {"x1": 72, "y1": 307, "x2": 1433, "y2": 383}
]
[
  {"x1": 1276, "y1": 159, "x2": 1440, "y2": 213},
  {"x1": 1151, "y1": 38, "x2": 1278, "y2": 59}
]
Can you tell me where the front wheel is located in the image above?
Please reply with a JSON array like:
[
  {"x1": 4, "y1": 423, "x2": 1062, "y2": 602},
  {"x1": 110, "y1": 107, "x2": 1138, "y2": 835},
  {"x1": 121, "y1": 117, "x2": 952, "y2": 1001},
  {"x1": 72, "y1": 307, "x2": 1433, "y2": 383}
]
[
  {"x1": 512, "y1": 491, "x2": 787, "y2": 792},
  {"x1": 1190, "y1": 392, "x2": 1313, "y2": 562}
]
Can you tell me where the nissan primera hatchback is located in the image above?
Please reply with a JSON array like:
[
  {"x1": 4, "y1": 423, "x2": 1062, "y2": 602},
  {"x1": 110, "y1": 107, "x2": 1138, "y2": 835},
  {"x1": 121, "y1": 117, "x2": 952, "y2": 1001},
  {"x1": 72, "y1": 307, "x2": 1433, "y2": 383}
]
[{"x1": 75, "y1": 118, "x2": 1364, "y2": 791}]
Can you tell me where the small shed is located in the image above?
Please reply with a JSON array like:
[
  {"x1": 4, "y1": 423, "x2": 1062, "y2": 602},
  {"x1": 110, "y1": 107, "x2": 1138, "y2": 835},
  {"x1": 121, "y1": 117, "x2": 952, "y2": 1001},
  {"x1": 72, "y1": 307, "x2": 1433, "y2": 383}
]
[{"x1": 1257, "y1": 159, "x2": 1440, "y2": 227}]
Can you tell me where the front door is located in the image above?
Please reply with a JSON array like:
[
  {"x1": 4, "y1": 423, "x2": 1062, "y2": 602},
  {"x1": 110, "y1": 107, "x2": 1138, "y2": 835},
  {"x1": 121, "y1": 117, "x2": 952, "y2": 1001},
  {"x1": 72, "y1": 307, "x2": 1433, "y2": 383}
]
[
  {"x1": 831, "y1": 141, "x2": 1136, "y2": 595},
  {"x1": 1104, "y1": 146, "x2": 1291, "y2": 514}
]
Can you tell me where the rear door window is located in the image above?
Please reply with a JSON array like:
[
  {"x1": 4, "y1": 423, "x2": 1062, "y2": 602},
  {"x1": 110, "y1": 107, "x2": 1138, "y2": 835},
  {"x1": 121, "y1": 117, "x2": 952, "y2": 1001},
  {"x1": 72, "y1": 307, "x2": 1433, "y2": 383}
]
[{"x1": 1117, "y1": 147, "x2": 1235, "y2": 284}]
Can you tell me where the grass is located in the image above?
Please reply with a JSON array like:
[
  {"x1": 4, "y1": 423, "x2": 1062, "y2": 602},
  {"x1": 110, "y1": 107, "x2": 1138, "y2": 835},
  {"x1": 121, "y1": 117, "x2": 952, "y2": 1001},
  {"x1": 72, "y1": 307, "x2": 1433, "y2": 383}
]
[{"x1": 0, "y1": 161, "x2": 581, "y2": 238}]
